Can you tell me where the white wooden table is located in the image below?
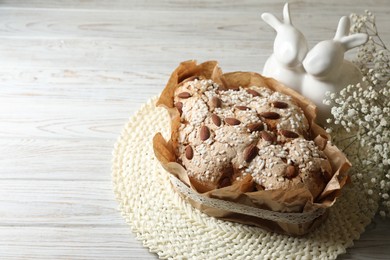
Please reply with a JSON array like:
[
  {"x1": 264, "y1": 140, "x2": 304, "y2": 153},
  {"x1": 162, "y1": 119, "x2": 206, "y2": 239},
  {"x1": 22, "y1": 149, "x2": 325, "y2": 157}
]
[{"x1": 0, "y1": 1, "x2": 389, "y2": 259}]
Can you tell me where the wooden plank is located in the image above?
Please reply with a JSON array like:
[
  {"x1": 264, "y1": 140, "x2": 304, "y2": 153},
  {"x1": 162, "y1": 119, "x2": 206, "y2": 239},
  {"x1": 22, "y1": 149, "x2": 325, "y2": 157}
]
[
  {"x1": 0, "y1": 139, "x2": 120, "y2": 179},
  {"x1": 0, "y1": 0, "x2": 389, "y2": 13},
  {"x1": 0, "y1": 226, "x2": 154, "y2": 260},
  {"x1": 0, "y1": 98, "x2": 135, "y2": 139},
  {"x1": 0, "y1": 68, "x2": 165, "y2": 86},
  {"x1": 0, "y1": 38, "x2": 268, "y2": 71},
  {"x1": 0, "y1": 8, "x2": 275, "y2": 40},
  {"x1": 0, "y1": 7, "x2": 388, "y2": 41},
  {"x1": 0, "y1": 179, "x2": 125, "y2": 225}
]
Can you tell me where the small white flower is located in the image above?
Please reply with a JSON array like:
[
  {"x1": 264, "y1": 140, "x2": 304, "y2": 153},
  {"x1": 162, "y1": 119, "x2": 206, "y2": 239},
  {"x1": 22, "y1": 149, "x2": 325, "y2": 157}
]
[
  {"x1": 347, "y1": 109, "x2": 356, "y2": 117},
  {"x1": 365, "y1": 114, "x2": 372, "y2": 122}
]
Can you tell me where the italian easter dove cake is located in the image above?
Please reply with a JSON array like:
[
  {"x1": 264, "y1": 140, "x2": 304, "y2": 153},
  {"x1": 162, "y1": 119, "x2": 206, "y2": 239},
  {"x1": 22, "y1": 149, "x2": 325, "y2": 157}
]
[{"x1": 153, "y1": 61, "x2": 350, "y2": 235}]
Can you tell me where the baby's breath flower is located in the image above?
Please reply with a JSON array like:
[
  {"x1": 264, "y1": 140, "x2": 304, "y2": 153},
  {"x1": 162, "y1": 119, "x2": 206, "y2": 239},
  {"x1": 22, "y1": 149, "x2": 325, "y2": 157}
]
[{"x1": 325, "y1": 11, "x2": 390, "y2": 217}]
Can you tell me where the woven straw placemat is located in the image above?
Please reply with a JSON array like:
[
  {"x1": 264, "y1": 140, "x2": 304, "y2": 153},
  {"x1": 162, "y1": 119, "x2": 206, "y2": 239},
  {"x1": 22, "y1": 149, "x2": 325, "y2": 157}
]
[{"x1": 112, "y1": 97, "x2": 377, "y2": 259}]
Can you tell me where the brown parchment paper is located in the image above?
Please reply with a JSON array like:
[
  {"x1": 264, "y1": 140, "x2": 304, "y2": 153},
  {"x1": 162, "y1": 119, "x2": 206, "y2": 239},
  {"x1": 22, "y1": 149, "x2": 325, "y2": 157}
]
[{"x1": 153, "y1": 60, "x2": 351, "y2": 236}]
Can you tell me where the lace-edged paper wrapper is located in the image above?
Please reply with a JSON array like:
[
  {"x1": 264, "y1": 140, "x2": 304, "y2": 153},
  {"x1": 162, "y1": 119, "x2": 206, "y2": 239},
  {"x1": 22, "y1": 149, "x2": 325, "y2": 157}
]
[{"x1": 153, "y1": 60, "x2": 351, "y2": 236}]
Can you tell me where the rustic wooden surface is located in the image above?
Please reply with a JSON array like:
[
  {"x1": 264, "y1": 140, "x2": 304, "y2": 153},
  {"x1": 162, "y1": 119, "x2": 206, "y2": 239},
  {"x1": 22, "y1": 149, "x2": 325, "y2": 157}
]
[{"x1": 0, "y1": 0, "x2": 389, "y2": 259}]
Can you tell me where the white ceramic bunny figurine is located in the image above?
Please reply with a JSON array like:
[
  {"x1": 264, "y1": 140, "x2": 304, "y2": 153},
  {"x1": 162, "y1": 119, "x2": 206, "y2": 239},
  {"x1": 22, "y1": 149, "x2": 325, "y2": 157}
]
[
  {"x1": 301, "y1": 16, "x2": 368, "y2": 124},
  {"x1": 262, "y1": 3, "x2": 308, "y2": 91}
]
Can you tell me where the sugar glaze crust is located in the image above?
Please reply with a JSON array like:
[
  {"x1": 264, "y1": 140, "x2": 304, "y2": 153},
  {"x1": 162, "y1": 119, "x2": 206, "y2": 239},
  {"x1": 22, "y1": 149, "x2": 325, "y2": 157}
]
[{"x1": 174, "y1": 78, "x2": 331, "y2": 197}]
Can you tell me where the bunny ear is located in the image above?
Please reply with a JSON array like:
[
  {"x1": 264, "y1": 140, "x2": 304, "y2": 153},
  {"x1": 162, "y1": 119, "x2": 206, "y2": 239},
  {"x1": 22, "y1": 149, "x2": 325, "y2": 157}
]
[
  {"x1": 334, "y1": 16, "x2": 350, "y2": 40},
  {"x1": 334, "y1": 16, "x2": 368, "y2": 49},
  {"x1": 262, "y1": 13, "x2": 282, "y2": 30},
  {"x1": 283, "y1": 3, "x2": 292, "y2": 24},
  {"x1": 340, "y1": 33, "x2": 368, "y2": 50}
]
